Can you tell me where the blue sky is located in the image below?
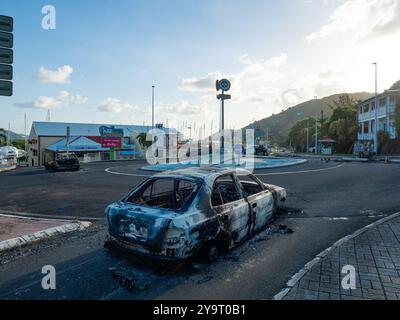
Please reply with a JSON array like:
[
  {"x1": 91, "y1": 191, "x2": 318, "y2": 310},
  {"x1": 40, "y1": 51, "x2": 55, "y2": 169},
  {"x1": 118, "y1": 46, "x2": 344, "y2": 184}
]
[{"x1": 1, "y1": 0, "x2": 400, "y2": 136}]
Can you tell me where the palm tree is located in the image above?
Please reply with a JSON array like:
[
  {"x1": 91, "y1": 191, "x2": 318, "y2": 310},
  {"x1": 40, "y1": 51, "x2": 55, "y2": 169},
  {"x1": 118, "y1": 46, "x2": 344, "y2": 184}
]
[{"x1": 0, "y1": 128, "x2": 7, "y2": 146}]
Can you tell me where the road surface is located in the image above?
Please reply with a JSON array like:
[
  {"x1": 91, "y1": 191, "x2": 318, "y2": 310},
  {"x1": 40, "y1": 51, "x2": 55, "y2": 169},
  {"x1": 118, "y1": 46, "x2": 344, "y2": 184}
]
[{"x1": 0, "y1": 159, "x2": 399, "y2": 299}]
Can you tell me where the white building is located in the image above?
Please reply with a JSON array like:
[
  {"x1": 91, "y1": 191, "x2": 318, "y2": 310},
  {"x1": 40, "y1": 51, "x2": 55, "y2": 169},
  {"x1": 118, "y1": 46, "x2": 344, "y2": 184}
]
[
  {"x1": 28, "y1": 121, "x2": 168, "y2": 167},
  {"x1": 357, "y1": 91, "x2": 398, "y2": 145}
]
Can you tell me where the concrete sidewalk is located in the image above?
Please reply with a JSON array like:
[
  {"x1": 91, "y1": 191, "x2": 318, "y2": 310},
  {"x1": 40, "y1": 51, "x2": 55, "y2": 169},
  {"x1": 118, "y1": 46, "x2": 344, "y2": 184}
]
[
  {"x1": 276, "y1": 213, "x2": 400, "y2": 300},
  {"x1": 0, "y1": 214, "x2": 91, "y2": 252}
]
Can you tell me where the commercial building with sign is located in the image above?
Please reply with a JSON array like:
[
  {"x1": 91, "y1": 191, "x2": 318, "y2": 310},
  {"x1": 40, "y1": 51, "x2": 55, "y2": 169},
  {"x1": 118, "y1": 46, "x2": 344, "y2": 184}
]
[{"x1": 28, "y1": 121, "x2": 166, "y2": 167}]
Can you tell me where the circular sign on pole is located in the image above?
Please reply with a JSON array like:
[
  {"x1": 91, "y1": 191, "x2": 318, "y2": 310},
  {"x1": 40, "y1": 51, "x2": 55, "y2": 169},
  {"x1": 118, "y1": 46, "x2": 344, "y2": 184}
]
[{"x1": 219, "y1": 79, "x2": 231, "y2": 91}]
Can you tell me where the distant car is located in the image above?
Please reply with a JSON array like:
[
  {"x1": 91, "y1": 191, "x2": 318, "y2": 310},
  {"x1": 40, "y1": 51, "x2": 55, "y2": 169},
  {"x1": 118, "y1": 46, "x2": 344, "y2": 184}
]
[
  {"x1": 44, "y1": 152, "x2": 80, "y2": 172},
  {"x1": 243, "y1": 145, "x2": 269, "y2": 156},
  {"x1": 105, "y1": 167, "x2": 287, "y2": 262}
]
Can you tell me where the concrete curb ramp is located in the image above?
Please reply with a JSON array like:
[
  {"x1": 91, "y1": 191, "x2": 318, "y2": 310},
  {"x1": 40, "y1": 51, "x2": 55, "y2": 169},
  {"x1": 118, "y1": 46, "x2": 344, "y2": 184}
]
[
  {"x1": 273, "y1": 211, "x2": 400, "y2": 300},
  {"x1": 0, "y1": 221, "x2": 92, "y2": 253}
]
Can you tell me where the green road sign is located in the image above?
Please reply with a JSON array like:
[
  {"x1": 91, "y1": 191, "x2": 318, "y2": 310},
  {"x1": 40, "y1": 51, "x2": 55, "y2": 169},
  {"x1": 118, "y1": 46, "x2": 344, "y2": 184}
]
[
  {"x1": 0, "y1": 31, "x2": 13, "y2": 48},
  {"x1": 0, "y1": 64, "x2": 12, "y2": 80},
  {"x1": 0, "y1": 48, "x2": 13, "y2": 64},
  {"x1": 0, "y1": 80, "x2": 12, "y2": 96},
  {"x1": 0, "y1": 15, "x2": 13, "y2": 32}
]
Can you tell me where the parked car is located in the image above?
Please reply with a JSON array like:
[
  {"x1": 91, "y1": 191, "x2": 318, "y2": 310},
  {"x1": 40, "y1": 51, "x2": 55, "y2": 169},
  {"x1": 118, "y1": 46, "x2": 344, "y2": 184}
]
[
  {"x1": 243, "y1": 144, "x2": 269, "y2": 156},
  {"x1": 105, "y1": 167, "x2": 287, "y2": 262},
  {"x1": 44, "y1": 152, "x2": 80, "y2": 172}
]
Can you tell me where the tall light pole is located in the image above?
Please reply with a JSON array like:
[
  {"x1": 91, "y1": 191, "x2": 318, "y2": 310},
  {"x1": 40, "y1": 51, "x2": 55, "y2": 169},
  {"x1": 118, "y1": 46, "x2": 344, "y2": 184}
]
[
  {"x1": 306, "y1": 118, "x2": 309, "y2": 153},
  {"x1": 314, "y1": 96, "x2": 318, "y2": 155},
  {"x1": 373, "y1": 63, "x2": 378, "y2": 154},
  {"x1": 188, "y1": 125, "x2": 192, "y2": 140},
  {"x1": 151, "y1": 85, "x2": 155, "y2": 128}
]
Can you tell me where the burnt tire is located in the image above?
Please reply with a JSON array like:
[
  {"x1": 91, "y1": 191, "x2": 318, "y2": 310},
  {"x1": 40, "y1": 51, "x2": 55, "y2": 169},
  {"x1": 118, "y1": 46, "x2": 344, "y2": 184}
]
[{"x1": 205, "y1": 245, "x2": 219, "y2": 263}]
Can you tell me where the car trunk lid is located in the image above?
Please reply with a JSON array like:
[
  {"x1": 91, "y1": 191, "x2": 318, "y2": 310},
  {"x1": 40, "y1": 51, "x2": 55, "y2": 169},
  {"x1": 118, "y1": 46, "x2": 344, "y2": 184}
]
[{"x1": 108, "y1": 203, "x2": 175, "y2": 251}]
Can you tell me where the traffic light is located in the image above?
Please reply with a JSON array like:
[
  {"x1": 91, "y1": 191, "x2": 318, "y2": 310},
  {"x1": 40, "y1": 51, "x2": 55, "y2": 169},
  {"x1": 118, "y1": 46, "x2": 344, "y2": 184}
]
[{"x1": 0, "y1": 15, "x2": 13, "y2": 96}]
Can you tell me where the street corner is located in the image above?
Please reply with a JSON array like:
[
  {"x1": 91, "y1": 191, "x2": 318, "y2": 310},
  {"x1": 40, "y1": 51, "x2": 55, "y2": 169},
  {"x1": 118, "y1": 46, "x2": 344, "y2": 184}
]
[
  {"x1": 0, "y1": 214, "x2": 92, "y2": 253},
  {"x1": 275, "y1": 212, "x2": 400, "y2": 301}
]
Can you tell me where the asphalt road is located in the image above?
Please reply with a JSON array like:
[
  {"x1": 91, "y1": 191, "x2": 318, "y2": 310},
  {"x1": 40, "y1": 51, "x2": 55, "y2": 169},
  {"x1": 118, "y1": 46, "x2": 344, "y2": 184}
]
[{"x1": 0, "y1": 159, "x2": 399, "y2": 299}]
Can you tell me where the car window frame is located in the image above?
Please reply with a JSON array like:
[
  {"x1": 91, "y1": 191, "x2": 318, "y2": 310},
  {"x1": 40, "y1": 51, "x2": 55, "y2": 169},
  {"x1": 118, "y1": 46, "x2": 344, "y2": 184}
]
[
  {"x1": 211, "y1": 173, "x2": 244, "y2": 208},
  {"x1": 123, "y1": 176, "x2": 202, "y2": 213},
  {"x1": 235, "y1": 173, "x2": 266, "y2": 197}
]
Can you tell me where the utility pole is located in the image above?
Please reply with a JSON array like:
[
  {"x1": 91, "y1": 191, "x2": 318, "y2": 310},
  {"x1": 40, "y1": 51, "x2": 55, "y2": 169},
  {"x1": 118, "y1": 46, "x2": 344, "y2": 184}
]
[
  {"x1": 151, "y1": 85, "x2": 155, "y2": 128},
  {"x1": 373, "y1": 63, "x2": 378, "y2": 154},
  {"x1": 314, "y1": 96, "x2": 318, "y2": 155},
  {"x1": 24, "y1": 113, "x2": 27, "y2": 153},
  {"x1": 306, "y1": 118, "x2": 309, "y2": 153},
  {"x1": 7, "y1": 122, "x2": 10, "y2": 146},
  {"x1": 320, "y1": 110, "x2": 324, "y2": 138},
  {"x1": 315, "y1": 117, "x2": 318, "y2": 155}
]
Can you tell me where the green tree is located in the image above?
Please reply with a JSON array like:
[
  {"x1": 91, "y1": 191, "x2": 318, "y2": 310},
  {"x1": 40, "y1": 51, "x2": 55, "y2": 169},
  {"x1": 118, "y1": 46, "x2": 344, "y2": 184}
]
[
  {"x1": 395, "y1": 96, "x2": 400, "y2": 136},
  {"x1": 136, "y1": 132, "x2": 152, "y2": 148},
  {"x1": 288, "y1": 117, "x2": 318, "y2": 152},
  {"x1": 327, "y1": 94, "x2": 359, "y2": 153},
  {"x1": 378, "y1": 130, "x2": 390, "y2": 155},
  {"x1": 11, "y1": 140, "x2": 25, "y2": 150}
]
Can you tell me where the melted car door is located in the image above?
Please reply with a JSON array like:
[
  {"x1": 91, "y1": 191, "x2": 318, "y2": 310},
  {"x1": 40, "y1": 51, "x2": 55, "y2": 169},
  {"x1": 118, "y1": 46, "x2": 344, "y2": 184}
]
[
  {"x1": 236, "y1": 174, "x2": 274, "y2": 233},
  {"x1": 211, "y1": 174, "x2": 250, "y2": 244}
]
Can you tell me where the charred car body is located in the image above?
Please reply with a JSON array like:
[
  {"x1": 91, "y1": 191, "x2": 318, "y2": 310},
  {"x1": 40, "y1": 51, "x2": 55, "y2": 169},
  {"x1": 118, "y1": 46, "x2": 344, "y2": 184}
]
[{"x1": 105, "y1": 167, "x2": 286, "y2": 262}]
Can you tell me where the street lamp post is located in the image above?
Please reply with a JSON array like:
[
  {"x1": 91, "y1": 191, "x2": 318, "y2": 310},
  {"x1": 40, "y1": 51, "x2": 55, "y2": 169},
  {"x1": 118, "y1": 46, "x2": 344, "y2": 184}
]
[
  {"x1": 151, "y1": 85, "x2": 155, "y2": 128},
  {"x1": 314, "y1": 96, "x2": 318, "y2": 155},
  {"x1": 306, "y1": 119, "x2": 309, "y2": 153},
  {"x1": 188, "y1": 126, "x2": 192, "y2": 140},
  {"x1": 373, "y1": 63, "x2": 378, "y2": 154}
]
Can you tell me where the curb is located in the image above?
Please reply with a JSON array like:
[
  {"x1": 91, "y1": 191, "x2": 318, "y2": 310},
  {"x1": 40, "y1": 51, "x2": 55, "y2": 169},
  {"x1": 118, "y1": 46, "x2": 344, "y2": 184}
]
[
  {"x1": 273, "y1": 211, "x2": 400, "y2": 300},
  {"x1": 0, "y1": 209, "x2": 104, "y2": 222},
  {"x1": 0, "y1": 165, "x2": 17, "y2": 173},
  {"x1": 0, "y1": 220, "x2": 92, "y2": 253},
  {"x1": 139, "y1": 157, "x2": 308, "y2": 172}
]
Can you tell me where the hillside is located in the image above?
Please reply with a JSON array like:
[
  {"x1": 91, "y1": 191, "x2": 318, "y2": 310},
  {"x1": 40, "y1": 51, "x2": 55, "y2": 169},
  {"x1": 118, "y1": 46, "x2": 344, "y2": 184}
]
[
  {"x1": 243, "y1": 92, "x2": 373, "y2": 146},
  {"x1": 0, "y1": 130, "x2": 26, "y2": 141}
]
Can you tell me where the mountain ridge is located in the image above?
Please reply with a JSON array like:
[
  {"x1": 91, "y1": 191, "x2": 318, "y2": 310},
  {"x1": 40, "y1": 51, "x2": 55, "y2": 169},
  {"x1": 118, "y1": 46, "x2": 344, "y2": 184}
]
[{"x1": 243, "y1": 92, "x2": 374, "y2": 146}]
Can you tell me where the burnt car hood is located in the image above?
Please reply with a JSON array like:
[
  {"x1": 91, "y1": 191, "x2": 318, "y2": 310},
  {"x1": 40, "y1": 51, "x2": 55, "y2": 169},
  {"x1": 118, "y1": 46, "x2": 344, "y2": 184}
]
[{"x1": 106, "y1": 202, "x2": 176, "y2": 251}]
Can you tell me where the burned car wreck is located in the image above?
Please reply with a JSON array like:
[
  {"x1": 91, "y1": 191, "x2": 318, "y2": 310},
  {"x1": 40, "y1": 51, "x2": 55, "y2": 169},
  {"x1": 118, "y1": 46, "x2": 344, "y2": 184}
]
[{"x1": 105, "y1": 167, "x2": 287, "y2": 262}]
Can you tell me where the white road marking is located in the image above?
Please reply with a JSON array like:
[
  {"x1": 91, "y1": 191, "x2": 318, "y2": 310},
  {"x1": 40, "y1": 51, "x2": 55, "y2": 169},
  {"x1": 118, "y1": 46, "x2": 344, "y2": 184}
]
[
  {"x1": 0, "y1": 209, "x2": 104, "y2": 221},
  {"x1": 105, "y1": 167, "x2": 151, "y2": 177},
  {"x1": 255, "y1": 163, "x2": 344, "y2": 176},
  {"x1": 105, "y1": 163, "x2": 345, "y2": 178}
]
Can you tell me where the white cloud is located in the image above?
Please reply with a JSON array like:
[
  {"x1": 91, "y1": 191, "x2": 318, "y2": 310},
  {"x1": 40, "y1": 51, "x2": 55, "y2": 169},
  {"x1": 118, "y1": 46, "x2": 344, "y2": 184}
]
[
  {"x1": 306, "y1": 0, "x2": 400, "y2": 42},
  {"x1": 179, "y1": 72, "x2": 224, "y2": 93},
  {"x1": 14, "y1": 91, "x2": 88, "y2": 109},
  {"x1": 37, "y1": 65, "x2": 74, "y2": 83},
  {"x1": 175, "y1": 52, "x2": 354, "y2": 129},
  {"x1": 163, "y1": 100, "x2": 204, "y2": 115},
  {"x1": 98, "y1": 98, "x2": 135, "y2": 113}
]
